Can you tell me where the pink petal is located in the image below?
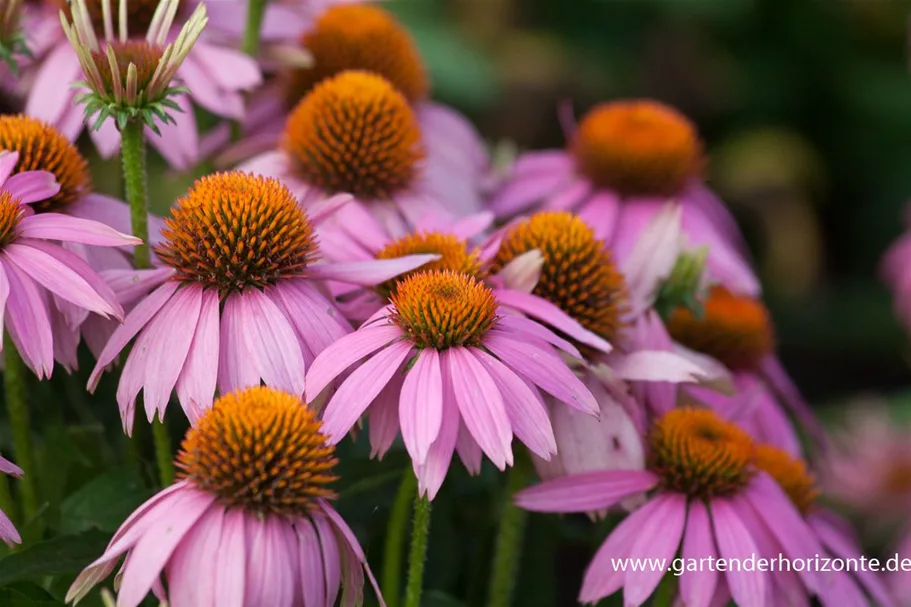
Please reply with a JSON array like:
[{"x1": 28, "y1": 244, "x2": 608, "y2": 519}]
[
  {"x1": 0, "y1": 507, "x2": 20, "y2": 546},
  {"x1": 710, "y1": 498, "x2": 767, "y2": 607},
  {"x1": 473, "y1": 349, "x2": 556, "y2": 459},
  {"x1": 304, "y1": 323, "x2": 401, "y2": 402},
  {"x1": 624, "y1": 492, "x2": 686, "y2": 606},
  {"x1": 399, "y1": 348, "x2": 443, "y2": 465},
  {"x1": 0, "y1": 151, "x2": 17, "y2": 184},
  {"x1": 491, "y1": 157, "x2": 573, "y2": 216},
  {"x1": 456, "y1": 421, "x2": 483, "y2": 475},
  {"x1": 577, "y1": 191, "x2": 621, "y2": 242},
  {"x1": 0, "y1": 263, "x2": 10, "y2": 350},
  {"x1": 620, "y1": 202, "x2": 683, "y2": 313},
  {"x1": 369, "y1": 372, "x2": 404, "y2": 459},
  {"x1": 296, "y1": 518, "x2": 327, "y2": 607},
  {"x1": 679, "y1": 500, "x2": 719, "y2": 607},
  {"x1": 175, "y1": 288, "x2": 220, "y2": 423},
  {"x1": 514, "y1": 470, "x2": 659, "y2": 513},
  {"x1": 320, "y1": 340, "x2": 413, "y2": 443},
  {"x1": 543, "y1": 178, "x2": 592, "y2": 211},
  {"x1": 484, "y1": 332, "x2": 598, "y2": 414},
  {"x1": 179, "y1": 57, "x2": 244, "y2": 120},
  {"x1": 88, "y1": 281, "x2": 179, "y2": 392},
  {"x1": 24, "y1": 43, "x2": 83, "y2": 124},
  {"x1": 4, "y1": 170, "x2": 60, "y2": 204},
  {"x1": 313, "y1": 512, "x2": 342, "y2": 606},
  {"x1": 0, "y1": 455, "x2": 21, "y2": 477},
  {"x1": 213, "y1": 509, "x2": 247, "y2": 607},
  {"x1": 272, "y1": 281, "x2": 352, "y2": 362},
  {"x1": 4, "y1": 242, "x2": 122, "y2": 319},
  {"x1": 415, "y1": 366, "x2": 460, "y2": 500},
  {"x1": 245, "y1": 516, "x2": 296, "y2": 607},
  {"x1": 217, "y1": 293, "x2": 260, "y2": 394},
  {"x1": 608, "y1": 350, "x2": 707, "y2": 383},
  {"x1": 495, "y1": 250, "x2": 543, "y2": 294},
  {"x1": 191, "y1": 41, "x2": 262, "y2": 92},
  {"x1": 306, "y1": 255, "x2": 440, "y2": 286},
  {"x1": 17, "y1": 213, "x2": 141, "y2": 246},
  {"x1": 446, "y1": 347, "x2": 513, "y2": 470},
  {"x1": 493, "y1": 314, "x2": 582, "y2": 359},
  {"x1": 241, "y1": 289, "x2": 306, "y2": 395},
  {"x1": 147, "y1": 94, "x2": 199, "y2": 170},
  {"x1": 165, "y1": 506, "x2": 224, "y2": 607},
  {"x1": 3, "y1": 260, "x2": 54, "y2": 378}
]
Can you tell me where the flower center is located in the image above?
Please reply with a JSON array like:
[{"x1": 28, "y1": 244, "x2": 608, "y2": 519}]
[
  {"x1": 491, "y1": 211, "x2": 629, "y2": 348},
  {"x1": 155, "y1": 172, "x2": 319, "y2": 296},
  {"x1": 176, "y1": 386, "x2": 338, "y2": 517},
  {"x1": 284, "y1": 4, "x2": 428, "y2": 107},
  {"x1": 0, "y1": 191, "x2": 23, "y2": 247},
  {"x1": 649, "y1": 408, "x2": 755, "y2": 499},
  {"x1": 0, "y1": 115, "x2": 91, "y2": 213},
  {"x1": 392, "y1": 270, "x2": 497, "y2": 349},
  {"x1": 376, "y1": 231, "x2": 482, "y2": 296},
  {"x1": 89, "y1": 40, "x2": 165, "y2": 100},
  {"x1": 753, "y1": 445, "x2": 819, "y2": 515},
  {"x1": 571, "y1": 100, "x2": 705, "y2": 197},
  {"x1": 666, "y1": 285, "x2": 774, "y2": 371},
  {"x1": 283, "y1": 70, "x2": 425, "y2": 200}
]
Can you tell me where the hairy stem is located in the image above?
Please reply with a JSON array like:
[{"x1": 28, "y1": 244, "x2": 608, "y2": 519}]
[
  {"x1": 382, "y1": 469, "x2": 418, "y2": 607},
  {"x1": 403, "y1": 491, "x2": 432, "y2": 607},
  {"x1": 486, "y1": 455, "x2": 531, "y2": 607}
]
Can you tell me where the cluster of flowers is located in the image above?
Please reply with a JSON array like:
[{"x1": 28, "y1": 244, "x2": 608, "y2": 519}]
[{"x1": 0, "y1": 0, "x2": 904, "y2": 605}]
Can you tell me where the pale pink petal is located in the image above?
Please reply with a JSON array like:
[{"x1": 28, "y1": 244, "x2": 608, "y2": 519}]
[
  {"x1": 608, "y1": 350, "x2": 706, "y2": 383},
  {"x1": 491, "y1": 156, "x2": 574, "y2": 217},
  {"x1": 304, "y1": 323, "x2": 401, "y2": 402},
  {"x1": 415, "y1": 363, "x2": 460, "y2": 500},
  {"x1": 3, "y1": 260, "x2": 54, "y2": 378},
  {"x1": 320, "y1": 341, "x2": 413, "y2": 443},
  {"x1": 216, "y1": 293, "x2": 259, "y2": 394},
  {"x1": 484, "y1": 332, "x2": 598, "y2": 414},
  {"x1": 624, "y1": 493, "x2": 686, "y2": 606},
  {"x1": 179, "y1": 57, "x2": 244, "y2": 119},
  {"x1": 495, "y1": 250, "x2": 543, "y2": 294},
  {"x1": 543, "y1": 178, "x2": 591, "y2": 211},
  {"x1": 710, "y1": 498, "x2": 767, "y2": 607},
  {"x1": 306, "y1": 254, "x2": 439, "y2": 286},
  {"x1": 0, "y1": 263, "x2": 10, "y2": 348},
  {"x1": 213, "y1": 509, "x2": 246, "y2": 607},
  {"x1": 515, "y1": 470, "x2": 659, "y2": 513},
  {"x1": 175, "y1": 288, "x2": 220, "y2": 423},
  {"x1": 245, "y1": 516, "x2": 296, "y2": 607},
  {"x1": 446, "y1": 347, "x2": 513, "y2": 469},
  {"x1": 24, "y1": 43, "x2": 83, "y2": 124},
  {"x1": 399, "y1": 348, "x2": 443, "y2": 465},
  {"x1": 166, "y1": 506, "x2": 224, "y2": 607},
  {"x1": 242, "y1": 289, "x2": 306, "y2": 395},
  {"x1": 473, "y1": 349, "x2": 556, "y2": 459},
  {"x1": 296, "y1": 518, "x2": 327, "y2": 607},
  {"x1": 621, "y1": 202, "x2": 683, "y2": 314},
  {"x1": 306, "y1": 193, "x2": 354, "y2": 226},
  {"x1": 88, "y1": 281, "x2": 179, "y2": 391},
  {"x1": 272, "y1": 281, "x2": 352, "y2": 362},
  {"x1": 680, "y1": 500, "x2": 719, "y2": 607},
  {"x1": 0, "y1": 151, "x2": 18, "y2": 184},
  {"x1": 17, "y1": 213, "x2": 141, "y2": 246}
]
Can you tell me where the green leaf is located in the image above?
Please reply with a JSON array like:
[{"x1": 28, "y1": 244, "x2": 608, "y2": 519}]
[
  {"x1": 59, "y1": 468, "x2": 151, "y2": 535},
  {"x1": 0, "y1": 531, "x2": 110, "y2": 586},
  {"x1": 0, "y1": 582, "x2": 65, "y2": 606}
]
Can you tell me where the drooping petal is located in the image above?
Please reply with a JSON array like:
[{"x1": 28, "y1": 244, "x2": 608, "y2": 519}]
[
  {"x1": 415, "y1": 361, "x2": 460, "y2": 500},
  {"x1": 241, "y1": 289, "x2": 307, "y2": 395},
  {"x1": 3, "y1": 260, "x2": 54, "y2": 378},
  {"x1": 17, "y1": 213, "x2": 141, "y2": 246},
  {"x1": 608, "y1": 349, "x2": 707, "y2": 383},
  {"x1": 399, "y1": 349, "x2": 443, "y2": 465},
  {"x1": 304, "y1": 324, "x2": 402, "y2": 402},
  {"x1": 165, "y1": 506, "x2": 224, "y2": 607},
  {"x1": 213, "y1": 509, "x2": 246, "y2": 607},
  {"x1": 296, "y1": 518, "x2": 327, "y2": 607},
  {"x1": 515, "y1": 470, "x2": 659, "y2": 513},
  {"x1": 306, "y1": 255, "x2": 440, "y2": 286},
  {"x1": 710, "y1": 498, "x2": 767, "y2": 607},
  {"x1": 456, "y1": 421, "x2": 483, "y2": 475},
  {"x1": 369, "y1": 372, "x2": 404, "y2": 460},
  {"x1": 624, "y1": 493, "x2": 687, "y2": 606},
  {"x1": 175, "y1": 289, "x2": 220, "y2": 423},
  {"x1": 495, "y1": 250, "x2": 543, "y2": 294},
  {"x1": 217, "y1": 293, "x2": 260, "y2": 394},
  {"x1": 679, "y1": 500, "x2": 719, "y2": 607},
  {"x1": 492, "y1": 314, "x2": 582, "y2": 359},
  {"x1": 313, "y1": 512, "x2": 342, "y2": 607},
  {"x1": 4, "y1": 170, "x2": 60, "y2": 205},
  {"x1": 621, "y1": 202, "x2": 683, "y2": 314},
  {"x1": 272, "y1": 281, "x2": 352, "y2": 364}
]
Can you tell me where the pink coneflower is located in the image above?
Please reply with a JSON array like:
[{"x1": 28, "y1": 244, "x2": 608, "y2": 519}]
[
  {"x1": 515, "y1": 408, "x2": 828, "y2": 607},
  {"x1": 0, "y1": 454, "x2": 22, "y2": 546},
  {"x1": 753, "y1": 445, "x2": 897, "y2": 607},
  {"x1": 0, "y1": 149, "x2": 136, "y2": 378},
  {"x1": 87, "y1": 171, "x2": 436, "y2": 431},
  {"x1": 19, "y1": 0, "x2": 260, "y2": 170},
  {"x1": 214, "y1": 3, "x2": 487, "y2": 218},
  {"x1": 306, "y1": 269, "x2": 599, "y2": 499},
  {"x1": 666, "y1": 284, "x2": 824, "y2": 446},
  {"x1": 489, "y1": 100, "x2": 759, "y2": 295},
  {"x1": 66, "y1": 386, "x2": 383, "y2": 607}
]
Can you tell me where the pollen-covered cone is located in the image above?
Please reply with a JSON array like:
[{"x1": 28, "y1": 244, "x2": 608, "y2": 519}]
[{"x1": 66, "y1": 386, "x2": 384, "y2": 607}]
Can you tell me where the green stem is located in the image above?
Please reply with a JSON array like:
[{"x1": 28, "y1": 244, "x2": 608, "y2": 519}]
[
  {"x1": 403, "y1": 491, "x2": 432, "y2": 607},
  {"x1": 120, "y1": 119, "x2": 174, "y2": 487},
  {"x1": 120, "y1": 120, "x2": 150, "y2": 270},
  {"x1": 486, "y1": 455, "x2": 531, "y2": 607},
  {"x1": 3, "y1": 335, "x2": 37, "y2": 523},
  {"x1": 382, "y1": 469, "x2": 418, "y2": 607},
  {"x1": 241, "y1": 0, "x2": 267, "y2": 57}
]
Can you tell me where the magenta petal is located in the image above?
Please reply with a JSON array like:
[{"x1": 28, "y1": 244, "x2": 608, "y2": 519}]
[
  {"x1": 446, "y1": 347, "x2": 513, "y2": 470},
  {"x1": 3, "y1": 260, "x2": 54, "y2": 379},
  {"x1": 399, "y1": 348, "x2": 443, "y2": 465},
  {"x1": 493, "y1": 314, "x2": 582, "y2": 360},
  {"x1": 176, "y1": 288, "x2": 220, "y2": 423},
  {"x1": 473, "y1": 349, "x2": 556, "y2": 459},
  {"x1": 272, "y1": 281, "x2": 352, "y2": 362},
  {"x1": 4, "y1": 170, "x2": 60, "y2": 205},
  {"x1": 579, "y1": 494, "x2": 663, "y2": 604},
  {"x1": 710, "y1": 498, "x2": 767, "y2": 607},
  {"x1": 320, "y1": 340, "x2": 413, "y2": 443},
  {"x1": 624, "y1": 493, "x2": 686, "y2": 606},
  {"x1": 241, "y1": 289, "x2": 306, "y2": 395},
  {"x1": 0, "y1": 506, "x2": 20, "y2": 547},
  {"x1": 88, "y1": 281, "x2": 179, "y2": 392},
  {"x1": 484, "y1": 332, "x2": 598, "y2": 414},
  {"x1": 307, "y1": 254, "x2": 440, "y2": 286},
  {"x1": 0, "y1": 264, "x2": 10, "y2": 350},
  {"x1": 0, "y1": 455, "x2": 21, "y2": 477},
  {"x1": 515, "y1": 470, "x2": 659, "y2": 513},
  {"x1": 304, "y1": 323, "x2": 402, "y2": 402},
  {"x1": 415, "y1": 365, "x2": 460, "y2": 500},
  {"x1": 679, "y1": 500, "x2": 719, "y2": 607},
  {"x1": 17, "y1": 213, "x2": 141, "y2": 246}
]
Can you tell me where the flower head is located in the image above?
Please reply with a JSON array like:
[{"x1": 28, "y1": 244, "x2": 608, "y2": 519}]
[
  {"x1": 284, "y1": 3, "x2": 428, "y2": 106},
  {"x1": 89, "y1": 171, "x2": 437, "y2": 429},
  {"x1": 376, "y1": 231, "x2": 483, "y2": 296},
  {"x1": 60, "y1": 0, "x2": 208, "y2": 131},
  {"x1": 67, "y1": 386, "x2": 383, "y2": 607},
  {"x1": 284, "y1": 70, "x2": 424, "y2": 200},
  {"x1": 308, "y1": 268, "x2": 598, "y2": 499},
  {"x1": 753, "y1": 444, "x2": 819, "y2": 515}
]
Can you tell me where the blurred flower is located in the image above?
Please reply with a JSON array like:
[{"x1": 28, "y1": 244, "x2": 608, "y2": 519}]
[
  {"x1": 489, "y1": 99, "x2": 759, "y2": 296},
  {"x1": 516, "y1": 408, "x2": 829, "y2": 607},
  {"x1": 211, "y1": 3, "x2": 487, "y2": 219},
  {"x1": 87, "y1": 172, "x2": 435, "y2": 431},
  {"x1": 755, "y1": 445, "x2": 896, "y2": 607},
  {"x1": 0, "y1": 0, "x2": 29, "y2": 76},
  {"x1": 307, "y1": 269, "x2": 599, "y2": 499},
  {"x1": 66, "y1": 386, "x2": 383, "y2": 607},
  {"x1": 667, "y1": 285, "x2": 824, "y2": 448},
  {"x1": 0, "y1": 114, "x2": 158, "y2": 368},
  {"x1": 0, "y1": 150, "x2": 137, "y2": 378},
  {"x1": 0, "y1": 454, "x2": 22, "y2": 546},
  {"x1": 882, "y1": 204, "x2": 911, "y2": 332},
  {"x1": 21, "y1": 0, "x2": 260, "y2": 169}
]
